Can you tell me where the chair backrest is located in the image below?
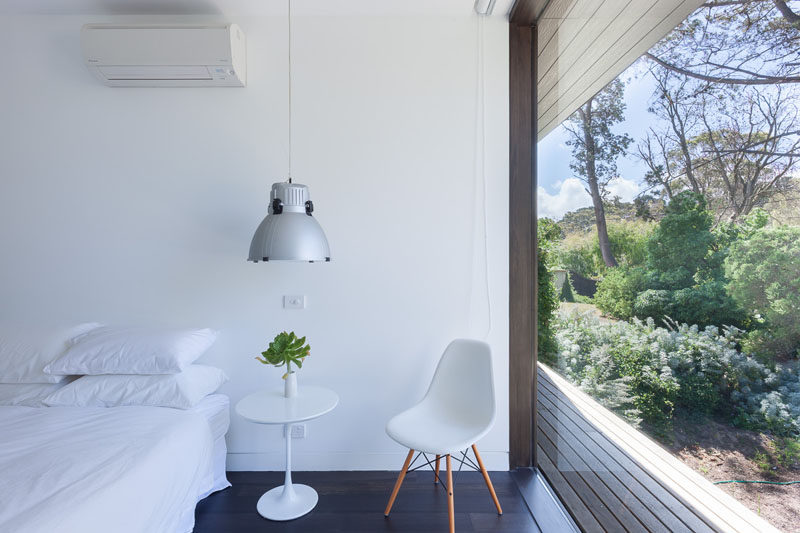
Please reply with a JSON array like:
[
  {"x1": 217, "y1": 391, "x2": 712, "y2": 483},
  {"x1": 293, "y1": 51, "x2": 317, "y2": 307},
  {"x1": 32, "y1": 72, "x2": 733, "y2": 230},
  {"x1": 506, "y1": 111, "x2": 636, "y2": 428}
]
[{"x1": 422, "y1": 339, "x2": 495, "y2": 429}]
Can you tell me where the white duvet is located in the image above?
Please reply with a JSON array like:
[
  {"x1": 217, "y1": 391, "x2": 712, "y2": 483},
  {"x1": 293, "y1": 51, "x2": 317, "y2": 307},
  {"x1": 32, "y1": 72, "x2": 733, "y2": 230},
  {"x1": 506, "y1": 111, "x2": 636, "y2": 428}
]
[{"x1": 0, "y1": 405, "x2": 215, "y2": 533}]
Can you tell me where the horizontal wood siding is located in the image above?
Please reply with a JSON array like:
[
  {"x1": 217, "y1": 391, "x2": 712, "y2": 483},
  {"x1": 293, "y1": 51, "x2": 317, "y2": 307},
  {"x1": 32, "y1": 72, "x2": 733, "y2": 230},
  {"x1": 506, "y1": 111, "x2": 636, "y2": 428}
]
[
  {"x1": 537, "y1": 364, "x2": 781, "y2": 533},
  {"x1": 535, "y1": 0, "x2": 704, "y2": 138}
]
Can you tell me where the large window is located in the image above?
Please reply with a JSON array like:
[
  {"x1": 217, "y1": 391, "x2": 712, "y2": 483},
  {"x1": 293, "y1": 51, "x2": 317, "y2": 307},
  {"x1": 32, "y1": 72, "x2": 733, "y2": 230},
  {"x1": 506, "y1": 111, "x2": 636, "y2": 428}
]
[{"x1": 537, "y1": 2, "x2": 800, "y2": 531}]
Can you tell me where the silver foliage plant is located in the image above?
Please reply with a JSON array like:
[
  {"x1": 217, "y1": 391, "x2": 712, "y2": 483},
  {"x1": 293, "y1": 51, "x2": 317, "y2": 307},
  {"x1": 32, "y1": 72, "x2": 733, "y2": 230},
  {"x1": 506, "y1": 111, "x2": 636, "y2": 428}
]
[{"x1": 554, "y1": 311, "x2": 800, "y2": 435}]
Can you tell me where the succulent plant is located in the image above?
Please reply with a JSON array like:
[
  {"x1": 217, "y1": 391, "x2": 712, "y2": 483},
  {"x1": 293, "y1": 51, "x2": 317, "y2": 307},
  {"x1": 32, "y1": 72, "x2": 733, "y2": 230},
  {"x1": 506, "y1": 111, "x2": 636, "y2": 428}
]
[{"x1": 256, "y1": 331, "x2": 310, "y2": 379}]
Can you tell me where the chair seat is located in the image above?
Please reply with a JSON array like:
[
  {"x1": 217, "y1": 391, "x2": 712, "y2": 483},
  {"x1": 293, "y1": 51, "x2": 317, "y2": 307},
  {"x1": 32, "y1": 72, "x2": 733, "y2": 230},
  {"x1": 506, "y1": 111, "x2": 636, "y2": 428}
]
[{"x1": 386, "y1": 402, "x2": 492, "y2": 455}]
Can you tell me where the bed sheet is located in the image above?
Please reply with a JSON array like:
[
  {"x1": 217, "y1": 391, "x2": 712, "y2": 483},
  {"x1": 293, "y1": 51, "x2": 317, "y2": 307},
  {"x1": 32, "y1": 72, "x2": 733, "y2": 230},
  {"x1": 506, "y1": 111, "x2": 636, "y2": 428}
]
[{"x1": 0, "y1": 404, "x2": 216, "y2": 533}]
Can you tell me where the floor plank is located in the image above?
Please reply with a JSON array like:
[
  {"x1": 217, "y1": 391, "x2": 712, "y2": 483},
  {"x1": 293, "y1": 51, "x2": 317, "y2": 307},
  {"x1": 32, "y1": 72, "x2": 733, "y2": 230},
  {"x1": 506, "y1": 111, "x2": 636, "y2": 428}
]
[{"x1": 195, "y1": 471, "x2": 546, "y2": 533}]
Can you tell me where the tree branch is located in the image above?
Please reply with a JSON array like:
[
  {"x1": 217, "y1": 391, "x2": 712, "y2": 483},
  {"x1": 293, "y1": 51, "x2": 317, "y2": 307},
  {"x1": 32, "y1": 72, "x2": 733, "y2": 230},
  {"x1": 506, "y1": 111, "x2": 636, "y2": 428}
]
[
  {"x1": 645, "y1": 52, "x2": 800, "y2": 85},
  {"x1": 702, "y1": 1, "x2": 758, "y2": 7},
  {"x1": 773, "y1": 0, "x2": 800, "y2": 25}
]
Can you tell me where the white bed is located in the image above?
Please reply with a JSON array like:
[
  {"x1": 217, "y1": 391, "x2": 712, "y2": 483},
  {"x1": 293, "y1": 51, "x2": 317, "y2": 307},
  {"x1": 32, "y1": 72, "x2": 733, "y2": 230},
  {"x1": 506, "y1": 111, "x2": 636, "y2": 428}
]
[{"x1": 0, "y1": 394, "x2": 230, "y2": 533}]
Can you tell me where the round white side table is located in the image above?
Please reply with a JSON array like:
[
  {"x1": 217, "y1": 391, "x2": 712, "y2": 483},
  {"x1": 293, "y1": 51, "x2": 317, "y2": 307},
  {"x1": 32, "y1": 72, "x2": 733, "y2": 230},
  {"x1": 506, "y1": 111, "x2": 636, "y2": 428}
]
[{"x1": 236, "y1": 386, "x2": 339, "y2": 521}]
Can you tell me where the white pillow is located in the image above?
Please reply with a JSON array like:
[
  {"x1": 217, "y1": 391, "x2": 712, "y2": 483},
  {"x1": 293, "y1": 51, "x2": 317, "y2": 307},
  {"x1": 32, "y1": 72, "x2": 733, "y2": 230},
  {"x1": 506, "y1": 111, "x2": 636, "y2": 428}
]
[
  {"x1": 0, "y1": 322, "x2": 100, "y2": 383},
  {"x1": 43, "y1": 365, "x2": 228, "y2": 409},
  {"x1": 44, "y1": 326, "x2": 219, "y2": 376},
  {"x1": 0, "y1": 382, "x2": 68, "y2": 407}
]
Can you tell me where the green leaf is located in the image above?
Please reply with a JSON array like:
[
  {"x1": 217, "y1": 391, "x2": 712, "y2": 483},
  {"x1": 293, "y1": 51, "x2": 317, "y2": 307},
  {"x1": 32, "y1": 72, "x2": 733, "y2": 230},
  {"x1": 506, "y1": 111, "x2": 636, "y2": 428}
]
[{"x1": 257, "y1": 331, "x2": 311, "y2": 372}]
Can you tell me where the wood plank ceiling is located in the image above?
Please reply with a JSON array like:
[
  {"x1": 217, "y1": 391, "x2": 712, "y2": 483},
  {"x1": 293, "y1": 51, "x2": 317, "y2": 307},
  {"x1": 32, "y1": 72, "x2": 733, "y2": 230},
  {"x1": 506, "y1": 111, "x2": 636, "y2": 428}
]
[{"x1": 535, "y1": 0, "x2": 704, "y2": 139}]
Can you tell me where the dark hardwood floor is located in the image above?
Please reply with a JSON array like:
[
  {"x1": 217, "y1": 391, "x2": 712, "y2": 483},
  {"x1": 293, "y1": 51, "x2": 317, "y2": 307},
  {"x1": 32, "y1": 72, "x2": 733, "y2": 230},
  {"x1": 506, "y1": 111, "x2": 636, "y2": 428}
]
[{"x1": 195, "y1": 469, "x2": 574, "y2": 532}]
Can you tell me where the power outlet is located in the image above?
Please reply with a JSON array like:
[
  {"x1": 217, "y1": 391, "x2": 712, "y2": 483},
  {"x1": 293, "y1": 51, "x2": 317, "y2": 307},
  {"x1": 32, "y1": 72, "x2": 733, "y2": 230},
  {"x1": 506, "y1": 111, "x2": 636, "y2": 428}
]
[
  {"x1": 283, "y1": 295, "x2": 306, "y2": 309},
  {"x1": 286, "y1": 424, "x2": 306, "y2": 439}
]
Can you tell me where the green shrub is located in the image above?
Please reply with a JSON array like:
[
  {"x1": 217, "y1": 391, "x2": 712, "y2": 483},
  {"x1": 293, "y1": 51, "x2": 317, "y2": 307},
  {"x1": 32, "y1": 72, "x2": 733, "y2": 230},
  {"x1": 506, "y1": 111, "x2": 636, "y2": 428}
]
[
  {"x1": 725, "y1": 226, "x2": 800, "y2": 358},
  {"x1": 646, "y1": 191, "x2": 715, "y2": 290},
  {"x1": 594, "y1": 267, "x2": 647, "y2": 320},
  {"x1": 591, "y1": 193, "x2": 745, "y2": 328},
  {"x1": 607, "y1": 222, "x2": 652, "y2": 268},
  {"x1": 573, "y1": 293, "x2": 594, "y2": 304},
  {"x1": 632, "y1": 282, "x2": 745, "y2": 328},
  {"x1": 670, "y1": 282, "x2": 745, "y2": 329},
  {"x1": 633, "y1": 289, "x2": 674, "y2": 322},
  {"x1": 553, "y1": 314, "x2": 800, "y2": 437},
  {"x1": 555, "y1": 221, "x2": 653, "y2": 279},
  {"x1": 538, "y1": 219, "x2": 561, "y2": 364},
  {"x1": 538, "y1": 257, "x2": 559, "y2": 364},
  {"x1": 557, "y1": 232, "x2": 597, "y2": 278}
]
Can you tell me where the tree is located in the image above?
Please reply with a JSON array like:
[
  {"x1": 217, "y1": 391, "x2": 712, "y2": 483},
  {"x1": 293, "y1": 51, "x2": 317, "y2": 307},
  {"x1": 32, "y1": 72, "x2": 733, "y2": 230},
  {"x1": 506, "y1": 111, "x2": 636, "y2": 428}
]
[
  {"x1": 725, "y1": 225, "x2": 800, "y2": 358},
  {"x1": 564, "y1": 79, "x2": 632, "y2": 267},
  {"x1": 646, "y1": 0, "x2": 800, "y2": 86},
  {"x1": 694, "y1": 86, "x2": 800, "y2": 220},
  {"x1": 637, "y1": 68, "x2": 704, "y2": 199},
  {"x1": 637, "y1": 66, "x2": 800, "y2": 221}
]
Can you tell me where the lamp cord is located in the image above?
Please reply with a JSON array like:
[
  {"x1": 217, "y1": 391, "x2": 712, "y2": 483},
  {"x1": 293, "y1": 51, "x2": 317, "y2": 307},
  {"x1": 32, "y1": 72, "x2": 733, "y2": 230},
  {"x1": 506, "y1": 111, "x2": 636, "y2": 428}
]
[
  {"x1": 478, "y1": 14, "x2": 492, "y2": 340},
  {"x1": 287, "y1": 0, "x2": 292, "y2": 182}
]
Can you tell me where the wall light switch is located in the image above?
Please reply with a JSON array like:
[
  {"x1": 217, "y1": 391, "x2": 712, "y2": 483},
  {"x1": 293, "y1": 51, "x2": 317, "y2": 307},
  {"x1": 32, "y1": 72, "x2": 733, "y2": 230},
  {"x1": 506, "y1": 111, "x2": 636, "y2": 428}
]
[{"x1": 283, "y1": 295, "x2": 306, "y2": 309}]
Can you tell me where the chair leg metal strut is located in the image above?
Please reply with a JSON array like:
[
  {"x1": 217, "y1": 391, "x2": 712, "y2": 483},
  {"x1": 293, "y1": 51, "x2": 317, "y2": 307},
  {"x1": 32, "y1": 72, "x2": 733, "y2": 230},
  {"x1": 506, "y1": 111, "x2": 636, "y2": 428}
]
[{"x1": 384, "y1": 445, "x2": 501, "y2": 532}]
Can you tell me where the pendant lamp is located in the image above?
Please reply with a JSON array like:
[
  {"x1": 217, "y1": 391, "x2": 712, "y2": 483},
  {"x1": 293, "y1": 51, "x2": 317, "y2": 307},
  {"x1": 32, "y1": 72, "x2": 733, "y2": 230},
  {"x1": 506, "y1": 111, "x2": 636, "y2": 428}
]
[{"x1": 248, "y1": 0, "x2": 330, "y2": 263}]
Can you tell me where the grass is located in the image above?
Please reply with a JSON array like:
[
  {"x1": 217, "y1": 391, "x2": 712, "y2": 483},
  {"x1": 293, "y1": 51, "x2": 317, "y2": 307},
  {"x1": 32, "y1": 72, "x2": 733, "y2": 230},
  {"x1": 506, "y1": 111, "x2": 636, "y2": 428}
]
[
  {"x1": 773, "y1": 437, "x2": 800, "y2": 468},
  {"x1": 753, "y1": 451, "x2": 772, "y2": 474},
  {"x1": 750, "y1": 437, "x2": 800, "y2": 476}
]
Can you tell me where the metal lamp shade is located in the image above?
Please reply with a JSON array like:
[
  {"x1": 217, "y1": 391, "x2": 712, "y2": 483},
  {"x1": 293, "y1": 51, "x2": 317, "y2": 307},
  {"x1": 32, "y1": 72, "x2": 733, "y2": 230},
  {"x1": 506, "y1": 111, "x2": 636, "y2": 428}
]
[{"x1": 248, "y1": 182, "x2": 330, "y2": 263}]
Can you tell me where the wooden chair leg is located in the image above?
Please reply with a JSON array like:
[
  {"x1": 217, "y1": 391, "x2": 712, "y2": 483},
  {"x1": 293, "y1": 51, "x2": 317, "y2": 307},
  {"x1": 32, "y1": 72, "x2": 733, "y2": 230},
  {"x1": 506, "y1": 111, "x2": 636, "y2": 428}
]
[
  {"x1": 434, "y1": 454, "x2": 441, "y2": 484},
  {"x1": 384, "y1": 449, "x2": 415, "y2": 516},
  {"x1": 446, "y1": 454, "x2": 455, "y2": 533},
  {"x1": 472, "y1": 444, "x2": 502, "y2": 515}
]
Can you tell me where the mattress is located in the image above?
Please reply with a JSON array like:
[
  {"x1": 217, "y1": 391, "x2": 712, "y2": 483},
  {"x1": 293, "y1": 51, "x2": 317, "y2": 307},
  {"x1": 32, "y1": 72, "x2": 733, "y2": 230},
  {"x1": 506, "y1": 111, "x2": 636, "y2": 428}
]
[
  {"x1": 0, "y1": 400, "x2": 229, "y2": 533},
  {"x1": 190, "y1": 393, "x2": 230, "y2": 442},
  {"x1": 190, "y1": 394, "x2": 231, "y2": 496}
]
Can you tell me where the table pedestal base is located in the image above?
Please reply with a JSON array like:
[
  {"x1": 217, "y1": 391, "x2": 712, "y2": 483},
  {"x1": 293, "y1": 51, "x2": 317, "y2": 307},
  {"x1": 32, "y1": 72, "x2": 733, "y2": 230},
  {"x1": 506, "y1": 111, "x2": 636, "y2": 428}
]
[{"x1": 256, "y1": 483, "x2": 318, "y2": 521}]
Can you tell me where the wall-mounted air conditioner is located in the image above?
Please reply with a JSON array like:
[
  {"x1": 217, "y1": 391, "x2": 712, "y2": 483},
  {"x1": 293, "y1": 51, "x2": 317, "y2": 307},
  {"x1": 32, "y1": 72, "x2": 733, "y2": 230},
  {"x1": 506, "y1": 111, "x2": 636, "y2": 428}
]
[{"x1": 81, "y1": 24, "x2": 246, "y2": 87}]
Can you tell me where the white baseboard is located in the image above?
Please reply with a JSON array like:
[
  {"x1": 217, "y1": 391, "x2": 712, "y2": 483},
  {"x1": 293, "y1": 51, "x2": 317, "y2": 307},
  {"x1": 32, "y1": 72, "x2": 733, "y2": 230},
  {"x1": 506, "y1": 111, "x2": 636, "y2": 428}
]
[{"x1": 226, "y1": 451, "x2": 509, "y2": 472}]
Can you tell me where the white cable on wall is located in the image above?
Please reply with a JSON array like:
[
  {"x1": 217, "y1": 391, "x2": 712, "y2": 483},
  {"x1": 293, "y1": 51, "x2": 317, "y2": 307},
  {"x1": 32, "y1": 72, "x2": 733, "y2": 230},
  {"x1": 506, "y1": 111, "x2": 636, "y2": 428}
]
[
  {"x1": 287, "y1": 0, "x2": 293, "y2": 181},
  {"x1": 476, "y1": 14, "x2": 492, "y2": 340}
]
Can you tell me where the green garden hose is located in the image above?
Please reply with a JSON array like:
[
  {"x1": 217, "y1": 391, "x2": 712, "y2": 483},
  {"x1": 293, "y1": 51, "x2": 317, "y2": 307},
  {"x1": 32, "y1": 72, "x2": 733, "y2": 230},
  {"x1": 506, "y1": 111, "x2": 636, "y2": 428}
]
[{"x1": 713, "y1": 480, "x2": 800, "y2": 485}]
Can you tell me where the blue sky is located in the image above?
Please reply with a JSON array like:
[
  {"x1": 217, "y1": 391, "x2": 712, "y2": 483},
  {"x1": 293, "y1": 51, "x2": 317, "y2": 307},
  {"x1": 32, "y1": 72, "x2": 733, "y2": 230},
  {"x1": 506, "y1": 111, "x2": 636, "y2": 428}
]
[{"x1": 537, "y1": 62, "x2": 659, "y2": 220}]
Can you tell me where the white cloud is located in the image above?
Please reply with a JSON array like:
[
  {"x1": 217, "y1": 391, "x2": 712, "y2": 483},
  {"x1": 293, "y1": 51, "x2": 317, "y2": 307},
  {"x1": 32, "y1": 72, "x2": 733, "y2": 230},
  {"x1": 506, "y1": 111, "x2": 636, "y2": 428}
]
[
  {"x1": 538, "y1": 178, "x2": 591, "y2": 220},
  {"x1": 538, "y1": 177, "x2": 641, "y2": 220},
  {"x1": 606, "y1": 176, "x2": 641, "y2": 202}
]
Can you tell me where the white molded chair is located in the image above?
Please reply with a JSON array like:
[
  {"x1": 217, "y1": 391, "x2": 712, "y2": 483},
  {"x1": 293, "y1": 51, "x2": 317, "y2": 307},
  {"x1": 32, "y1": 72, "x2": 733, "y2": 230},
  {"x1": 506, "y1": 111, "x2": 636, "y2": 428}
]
[{"x1": 383, "y1": 339, "x2": 502, "y2": 532}]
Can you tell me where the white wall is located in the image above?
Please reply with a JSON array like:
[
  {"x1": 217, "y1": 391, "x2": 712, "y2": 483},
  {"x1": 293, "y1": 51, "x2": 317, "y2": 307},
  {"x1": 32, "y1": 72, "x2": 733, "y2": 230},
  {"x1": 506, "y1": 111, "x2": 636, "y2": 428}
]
[{"x1": 0, "y1": 13, "x2": 510, "y2": 470}]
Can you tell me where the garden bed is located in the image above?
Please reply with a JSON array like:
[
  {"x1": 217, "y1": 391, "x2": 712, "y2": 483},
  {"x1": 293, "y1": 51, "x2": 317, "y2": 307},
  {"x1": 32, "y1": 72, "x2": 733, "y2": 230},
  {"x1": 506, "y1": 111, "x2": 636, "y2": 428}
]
[
  {"x1": 671, "y1": 417, "x2": 800, "y2": 532},
  {"x1": 547, "y1": 306, "x2": 800, "y2": 531}
]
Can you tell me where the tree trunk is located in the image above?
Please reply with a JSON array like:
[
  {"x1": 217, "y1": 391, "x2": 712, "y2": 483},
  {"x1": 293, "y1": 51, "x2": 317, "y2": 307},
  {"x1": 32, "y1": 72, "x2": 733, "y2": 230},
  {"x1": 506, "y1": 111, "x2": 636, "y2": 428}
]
[
  {"x1": 590, "y1": 179, "x2": 618, "y2": 267},
  {"x1": 675, "y1": 122, "x2": 701, "y2": 195},
  {"x1": 580, "y1": 102, "x2": 618, "y2": 268},
  {"x1": 663, "y1": 180, "x2": 674, "y2": 199}
]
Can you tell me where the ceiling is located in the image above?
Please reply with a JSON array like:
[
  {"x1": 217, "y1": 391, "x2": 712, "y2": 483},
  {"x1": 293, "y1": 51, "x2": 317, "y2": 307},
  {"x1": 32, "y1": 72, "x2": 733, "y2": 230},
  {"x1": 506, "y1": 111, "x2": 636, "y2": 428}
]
[
  {"x1": 0, "y1": 0, "x2": 515, "y2": 17},
  {"x1": 536, "y1": 0, "x2": 703, "y2": 138}
]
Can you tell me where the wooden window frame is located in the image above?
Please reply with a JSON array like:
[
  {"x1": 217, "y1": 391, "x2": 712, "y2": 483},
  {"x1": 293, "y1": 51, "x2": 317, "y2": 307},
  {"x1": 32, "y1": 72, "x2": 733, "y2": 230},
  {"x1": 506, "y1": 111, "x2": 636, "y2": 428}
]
[{"x1": 508, "y1": 2, "x2": 538, "y2": 469}]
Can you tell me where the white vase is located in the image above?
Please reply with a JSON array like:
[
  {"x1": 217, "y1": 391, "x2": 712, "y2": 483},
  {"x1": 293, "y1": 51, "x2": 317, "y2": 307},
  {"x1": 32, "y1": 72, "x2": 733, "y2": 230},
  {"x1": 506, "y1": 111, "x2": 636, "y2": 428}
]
[{"x1": 284, "y1": 372, "x2": 297, "y2": 398}]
